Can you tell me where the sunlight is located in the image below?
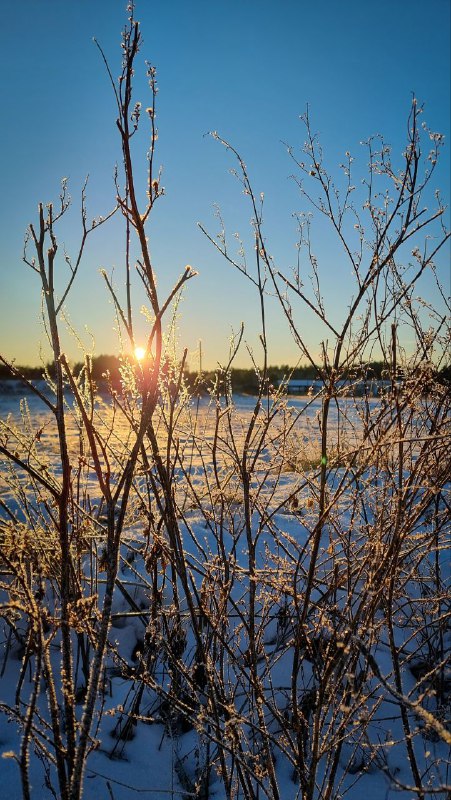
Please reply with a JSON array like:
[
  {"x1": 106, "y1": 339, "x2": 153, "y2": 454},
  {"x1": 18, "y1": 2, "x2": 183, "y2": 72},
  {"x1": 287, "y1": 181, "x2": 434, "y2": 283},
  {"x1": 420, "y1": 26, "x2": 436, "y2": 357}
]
[{"x1": 134, "y1": 346, "x2": 146, "y2": 361}]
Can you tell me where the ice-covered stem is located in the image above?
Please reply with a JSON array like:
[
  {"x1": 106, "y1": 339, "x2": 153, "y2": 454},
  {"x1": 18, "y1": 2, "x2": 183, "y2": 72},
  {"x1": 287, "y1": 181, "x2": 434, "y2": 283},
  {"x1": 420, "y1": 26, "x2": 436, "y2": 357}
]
[
  {"x1": 201, "y1": 135, "x2": 285, "y2": 796},
  {"x1": 70, "y1": 9, "x2": 197, "y2": 795},
  {"x1": 27, "y1": 200, "x2": 77, "y2": 779},
  {"x1": 286, "y1": 100, "x2": 449, "y2": 625},
  {"x1": 19, "y1": 178, "x2": 116, "y2": 793}
]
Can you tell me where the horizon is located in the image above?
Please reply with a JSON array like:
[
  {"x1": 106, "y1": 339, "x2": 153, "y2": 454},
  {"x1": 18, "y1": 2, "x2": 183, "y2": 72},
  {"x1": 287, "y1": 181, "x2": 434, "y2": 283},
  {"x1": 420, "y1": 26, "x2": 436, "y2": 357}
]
[{"x1": 1, "y1": 353, "x2": 449, "y2": 375}]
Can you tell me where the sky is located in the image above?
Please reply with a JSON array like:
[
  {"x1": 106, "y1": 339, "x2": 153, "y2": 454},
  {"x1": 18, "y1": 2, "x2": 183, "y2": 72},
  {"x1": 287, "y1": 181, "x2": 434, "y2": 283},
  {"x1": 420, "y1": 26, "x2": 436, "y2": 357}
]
[{"x1": 0, "y1": 0, "x2": 449, "y2": 371}]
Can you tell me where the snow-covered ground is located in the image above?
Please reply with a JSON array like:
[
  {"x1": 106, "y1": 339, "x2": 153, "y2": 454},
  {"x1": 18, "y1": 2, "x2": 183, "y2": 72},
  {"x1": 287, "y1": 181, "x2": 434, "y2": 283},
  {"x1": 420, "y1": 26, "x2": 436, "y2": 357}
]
[{"x1": 1, "y1": 386, "x2": 449, "y2": 799}]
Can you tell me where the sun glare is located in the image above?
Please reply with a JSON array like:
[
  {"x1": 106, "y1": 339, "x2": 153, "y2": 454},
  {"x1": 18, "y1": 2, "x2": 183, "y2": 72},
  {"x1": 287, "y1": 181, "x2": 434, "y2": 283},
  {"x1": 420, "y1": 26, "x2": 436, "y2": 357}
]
[{"x1": 134, "y1": 346, "x2": 146, "y2": 361}]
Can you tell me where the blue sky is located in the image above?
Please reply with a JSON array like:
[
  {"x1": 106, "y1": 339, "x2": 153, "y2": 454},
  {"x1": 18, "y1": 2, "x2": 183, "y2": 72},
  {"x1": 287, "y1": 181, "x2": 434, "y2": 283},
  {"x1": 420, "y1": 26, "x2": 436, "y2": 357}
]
[{"x1": 0, "y1": 0, "x2": 449, "y2": 369}]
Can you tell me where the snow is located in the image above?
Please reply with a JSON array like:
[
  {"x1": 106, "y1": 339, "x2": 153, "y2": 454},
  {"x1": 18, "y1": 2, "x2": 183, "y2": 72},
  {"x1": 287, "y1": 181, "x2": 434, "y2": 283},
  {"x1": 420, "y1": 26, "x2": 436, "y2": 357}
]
[{"x1": 1, "y1": 388, "x2": 450, "y2": 798}]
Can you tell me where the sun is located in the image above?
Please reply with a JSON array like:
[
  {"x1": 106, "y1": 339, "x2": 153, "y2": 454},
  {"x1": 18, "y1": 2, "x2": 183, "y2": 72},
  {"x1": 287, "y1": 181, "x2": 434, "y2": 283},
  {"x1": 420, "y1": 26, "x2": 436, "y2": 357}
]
[{"x1": 134, "y1": 346, "x2": 146, "y2": 362}]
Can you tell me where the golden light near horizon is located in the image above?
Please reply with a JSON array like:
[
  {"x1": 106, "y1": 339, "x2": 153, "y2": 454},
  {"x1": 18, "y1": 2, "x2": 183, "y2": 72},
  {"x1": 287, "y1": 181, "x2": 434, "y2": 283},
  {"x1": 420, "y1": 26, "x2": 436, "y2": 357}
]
[{"x1": 134, "y1": 346, "x2": 146, "y2": 362}]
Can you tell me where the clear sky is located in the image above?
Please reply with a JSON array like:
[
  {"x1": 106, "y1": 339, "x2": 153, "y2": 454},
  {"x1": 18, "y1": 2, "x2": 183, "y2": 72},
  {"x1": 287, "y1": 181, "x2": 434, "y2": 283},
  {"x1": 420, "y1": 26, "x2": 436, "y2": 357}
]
[{"x1": 0, "y1": 0, "x2": 449, "y2": 370}]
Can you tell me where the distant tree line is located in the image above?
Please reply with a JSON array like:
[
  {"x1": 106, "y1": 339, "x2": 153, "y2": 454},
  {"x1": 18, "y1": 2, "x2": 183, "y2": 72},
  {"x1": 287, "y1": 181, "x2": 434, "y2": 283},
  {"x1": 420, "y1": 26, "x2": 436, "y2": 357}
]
[{"x1": 1, "y1": 356, "x2": 449, "y2": 393}]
